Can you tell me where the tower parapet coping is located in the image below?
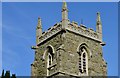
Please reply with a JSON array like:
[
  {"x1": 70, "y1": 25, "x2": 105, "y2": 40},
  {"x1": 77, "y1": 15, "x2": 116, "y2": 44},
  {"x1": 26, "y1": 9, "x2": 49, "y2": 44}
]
[
  {"x1": 37, "y1": 20, "x2": 102, "y2": 46},
  {"x1": 37, "y1": 23, "x2": 62, "y2": 45},
  {"x1": 67, "y1": 22, "x2": 99, "y2": 40},
  {"x1": 72, "y1": 21, "x2": 78, "y2": 25}
]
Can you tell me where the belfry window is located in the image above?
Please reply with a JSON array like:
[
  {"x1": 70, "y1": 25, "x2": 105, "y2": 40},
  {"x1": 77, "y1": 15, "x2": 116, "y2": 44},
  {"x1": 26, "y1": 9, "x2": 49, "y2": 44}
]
[
  {"x1": 47, "y1": 46, "x2": 54, "y2": 67},
  {"x1": 79, "y1": 47, "x2": 88, "y2": 75},
  {"x1": 46, "y1": 46, "x2": 54, "y2": 76}
]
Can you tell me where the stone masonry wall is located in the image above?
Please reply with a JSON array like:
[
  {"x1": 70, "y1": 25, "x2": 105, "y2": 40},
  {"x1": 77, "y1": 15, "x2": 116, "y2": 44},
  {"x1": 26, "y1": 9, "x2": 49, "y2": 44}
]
[
  {"x1": 32, "y1": 33, "x2": 62, "y2": 76},
  {"x1": 59, "y1": 30, "x2": 107, "y2": 76},
  {"x1": 32, "y1": 30, "x2": 107, "y2": 76}
]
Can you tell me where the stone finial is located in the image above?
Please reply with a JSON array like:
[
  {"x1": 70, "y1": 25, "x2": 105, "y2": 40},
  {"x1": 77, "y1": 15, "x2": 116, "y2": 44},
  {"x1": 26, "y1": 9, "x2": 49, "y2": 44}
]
[
  {"x1": 96, "y1": 12, "x2": 102, "y2": 41},
  {"x1": 62, "y1": 0, "x2": 67, "y2": 9},
  {"x1": 62, "y1": 0, "x2": 68, "y2": 30},
  {"x1": 37, "y1": 17, "x2": 42, "y2": 29},
  {"x1": 97, "y1": 12, "x2": 101, "y2": 24},
  {"x1": 36, "y1": 17, "x2": 42, "y2": 44}
]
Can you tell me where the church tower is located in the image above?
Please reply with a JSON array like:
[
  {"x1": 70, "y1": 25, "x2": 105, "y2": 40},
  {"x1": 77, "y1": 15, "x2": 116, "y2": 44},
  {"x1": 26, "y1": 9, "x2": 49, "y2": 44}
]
[{"x1": 31, "y1": 2, "x2": 107, "y2": 77}]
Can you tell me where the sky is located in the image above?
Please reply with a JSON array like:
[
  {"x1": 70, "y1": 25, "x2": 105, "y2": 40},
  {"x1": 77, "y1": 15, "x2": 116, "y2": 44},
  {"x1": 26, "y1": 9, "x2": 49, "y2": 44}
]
[
  {"x1": 1, "y1": 0, "x2": 119, "y2": 2},
  {"x1": 2, "y1": 2, "x2": 118, "y2": 76}
]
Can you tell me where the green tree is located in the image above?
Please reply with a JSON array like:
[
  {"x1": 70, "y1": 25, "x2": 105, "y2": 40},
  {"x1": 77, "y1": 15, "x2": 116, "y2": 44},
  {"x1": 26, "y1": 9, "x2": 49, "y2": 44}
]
[
  {"x1": 1, "y1": 69, "x2": 4, "y2": 78},
  {"x1": 5, "y1": 71, "x2": 10, "y2": 78}
]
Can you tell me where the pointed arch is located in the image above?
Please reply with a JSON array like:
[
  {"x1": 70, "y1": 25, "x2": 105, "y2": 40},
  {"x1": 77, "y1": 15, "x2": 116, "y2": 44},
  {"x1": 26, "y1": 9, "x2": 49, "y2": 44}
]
[
  {"x1": 42, "y1": 45, "x2": 55, "y2": 60},
  {"x1": 77, "y1": 43, "x2": 90, "y2": 76},
  {"x1": 42, "y1": 45, "x2": 55, "y2": 76},
  {"x1": 77, "y1": 43, "x2": 92, "y2": 58}
]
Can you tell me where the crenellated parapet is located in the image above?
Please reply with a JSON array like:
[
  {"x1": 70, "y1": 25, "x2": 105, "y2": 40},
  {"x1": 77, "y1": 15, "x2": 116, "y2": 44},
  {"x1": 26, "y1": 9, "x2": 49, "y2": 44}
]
[
  {"x1": 38, "y1": 23, "x2": 62, "y2": 45},
  {"x1": 67, "y1": 22, "x2": 100, "y2": 42},
  {"x1": 37, "y1": 21, "x2": 101, "y2": 46}
]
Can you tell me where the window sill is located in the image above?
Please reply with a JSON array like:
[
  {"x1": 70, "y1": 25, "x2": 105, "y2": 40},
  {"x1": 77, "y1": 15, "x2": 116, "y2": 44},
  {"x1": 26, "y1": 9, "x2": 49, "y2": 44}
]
[{"x1": 47, "y1": 63, "x2": 57, "y2": 70}]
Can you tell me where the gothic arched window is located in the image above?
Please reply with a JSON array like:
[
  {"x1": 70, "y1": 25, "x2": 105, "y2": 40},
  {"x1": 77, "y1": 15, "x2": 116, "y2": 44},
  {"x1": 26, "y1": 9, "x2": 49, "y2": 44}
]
[
  {"x1": 79, "y1": 46, "x2": 88, "y2": 75},
  {"x1": 46, "y1": 46, "x2": 54, "y2": 76}
]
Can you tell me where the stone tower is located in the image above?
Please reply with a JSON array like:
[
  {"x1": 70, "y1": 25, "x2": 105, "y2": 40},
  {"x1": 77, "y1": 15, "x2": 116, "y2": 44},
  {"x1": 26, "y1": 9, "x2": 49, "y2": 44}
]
[{"x1": 31, "y1": 2, "x2": 107, "y2": 77}]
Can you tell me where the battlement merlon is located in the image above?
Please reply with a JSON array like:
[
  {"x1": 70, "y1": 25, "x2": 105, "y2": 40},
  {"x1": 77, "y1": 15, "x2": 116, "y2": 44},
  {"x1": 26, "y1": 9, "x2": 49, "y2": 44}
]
[{"x1": 37, "y1": 22, "x2": 105, "y2": 46}]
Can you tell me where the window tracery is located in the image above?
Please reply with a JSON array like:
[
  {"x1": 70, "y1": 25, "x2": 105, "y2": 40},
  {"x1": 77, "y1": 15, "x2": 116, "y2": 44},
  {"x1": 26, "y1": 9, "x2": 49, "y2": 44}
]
[{"x1": 79, "y1": 47, "x2": 88, "y2": 75}]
